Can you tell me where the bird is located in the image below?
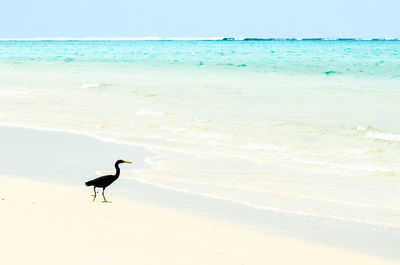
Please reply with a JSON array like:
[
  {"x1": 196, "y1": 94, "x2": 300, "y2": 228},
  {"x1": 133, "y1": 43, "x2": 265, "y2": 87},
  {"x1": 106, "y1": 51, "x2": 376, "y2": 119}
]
[{"x1": 85, "y1": 159, "x2": 132, "y2": 202}]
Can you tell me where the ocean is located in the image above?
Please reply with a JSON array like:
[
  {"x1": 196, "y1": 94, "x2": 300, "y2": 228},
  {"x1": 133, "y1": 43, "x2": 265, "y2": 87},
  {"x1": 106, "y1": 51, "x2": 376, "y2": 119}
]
[{"x1": 0, "y1": 40, "x2": 399, "y2": 229}]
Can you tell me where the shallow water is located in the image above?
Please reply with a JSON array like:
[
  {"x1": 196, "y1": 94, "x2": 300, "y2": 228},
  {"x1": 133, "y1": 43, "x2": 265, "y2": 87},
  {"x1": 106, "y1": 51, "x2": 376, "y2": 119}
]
[
  {"x1": 1, "y1": 125, "x2": 399, "y2": 259},
  {"x1": 0, "y1": 40, "x2": 399, "y2": 230}
]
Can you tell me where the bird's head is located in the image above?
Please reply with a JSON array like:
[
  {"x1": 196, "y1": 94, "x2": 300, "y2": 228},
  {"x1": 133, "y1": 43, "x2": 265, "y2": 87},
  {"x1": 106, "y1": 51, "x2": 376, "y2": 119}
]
[{"x1": 116, "y1": 159, "x2": 132, "y2": 165}]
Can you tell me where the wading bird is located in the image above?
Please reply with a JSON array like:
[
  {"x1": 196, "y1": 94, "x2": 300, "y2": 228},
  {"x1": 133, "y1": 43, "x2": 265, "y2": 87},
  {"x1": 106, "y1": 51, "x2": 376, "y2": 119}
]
[{"x1": 85, "y1": 160, "x2": 132, "y2": 202}]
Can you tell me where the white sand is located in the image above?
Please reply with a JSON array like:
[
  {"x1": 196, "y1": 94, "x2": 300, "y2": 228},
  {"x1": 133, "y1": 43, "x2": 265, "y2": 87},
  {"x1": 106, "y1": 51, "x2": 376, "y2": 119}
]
[{"x1": 0, "y1": 176, "x2": 397, "y2": 265}]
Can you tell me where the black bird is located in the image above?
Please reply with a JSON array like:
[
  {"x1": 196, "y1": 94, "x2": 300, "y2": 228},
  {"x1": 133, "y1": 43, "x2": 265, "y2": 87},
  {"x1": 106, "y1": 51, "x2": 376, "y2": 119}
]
[{"x1": 85, "y1": 159, "x2": 132, "y2": 202}]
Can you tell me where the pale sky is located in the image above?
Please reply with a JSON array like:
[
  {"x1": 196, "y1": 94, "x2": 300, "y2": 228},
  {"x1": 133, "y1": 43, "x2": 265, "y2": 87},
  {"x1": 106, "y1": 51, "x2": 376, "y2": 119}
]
[{"x1": 0, "y1": 0, "x2": 399, "y2": 38}]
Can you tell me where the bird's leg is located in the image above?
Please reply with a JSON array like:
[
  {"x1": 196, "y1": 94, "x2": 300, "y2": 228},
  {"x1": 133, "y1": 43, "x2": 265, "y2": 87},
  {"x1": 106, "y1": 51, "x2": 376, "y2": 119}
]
[
  {"x1": 102, "y1": 188, "x2": 111, "y2": 203},
  {"x1": 92, "y1": 187, "x2": 97, "y2": 201}
]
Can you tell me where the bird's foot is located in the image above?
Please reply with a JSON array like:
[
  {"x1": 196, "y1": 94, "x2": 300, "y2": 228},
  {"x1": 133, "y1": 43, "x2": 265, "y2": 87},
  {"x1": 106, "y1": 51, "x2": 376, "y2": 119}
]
[{"x1": 102, "y1": 200, "x2": 112, "y2": 203}]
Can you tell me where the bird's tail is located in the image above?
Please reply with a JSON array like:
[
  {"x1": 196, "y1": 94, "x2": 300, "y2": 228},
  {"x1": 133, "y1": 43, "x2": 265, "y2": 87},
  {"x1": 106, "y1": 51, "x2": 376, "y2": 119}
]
[{"x1": 85, "y1": 180, "x2": 94, "y2": 186}]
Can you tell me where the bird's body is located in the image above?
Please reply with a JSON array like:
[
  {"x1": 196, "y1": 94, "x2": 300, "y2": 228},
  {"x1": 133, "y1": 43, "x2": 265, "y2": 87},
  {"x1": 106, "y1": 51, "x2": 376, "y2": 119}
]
[
  {"x1": 85, "y1": 174, "x2": 117, "y2": 189},
  {"x1": 85, "y1": 159, "x2": 132, "y2": 202}
]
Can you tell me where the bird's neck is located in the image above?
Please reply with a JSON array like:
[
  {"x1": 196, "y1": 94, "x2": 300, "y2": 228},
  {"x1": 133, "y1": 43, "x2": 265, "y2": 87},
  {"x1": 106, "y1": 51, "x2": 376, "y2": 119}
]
[{"x1": 114, "y1": 163, "x2": 121, "y2": 178}]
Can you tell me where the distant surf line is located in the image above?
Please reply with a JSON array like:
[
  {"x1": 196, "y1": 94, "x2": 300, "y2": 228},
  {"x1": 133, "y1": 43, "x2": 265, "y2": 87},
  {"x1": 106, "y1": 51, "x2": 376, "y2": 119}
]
[{"x1": 0, "y1": 37, "x2": 398, "y2": 41}]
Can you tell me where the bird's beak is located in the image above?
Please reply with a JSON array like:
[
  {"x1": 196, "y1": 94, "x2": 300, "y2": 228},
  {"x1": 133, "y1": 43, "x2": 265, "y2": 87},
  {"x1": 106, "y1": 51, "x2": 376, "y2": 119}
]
[{"x1": 123, "y1": 161, "x2": 132, "y2": 164}]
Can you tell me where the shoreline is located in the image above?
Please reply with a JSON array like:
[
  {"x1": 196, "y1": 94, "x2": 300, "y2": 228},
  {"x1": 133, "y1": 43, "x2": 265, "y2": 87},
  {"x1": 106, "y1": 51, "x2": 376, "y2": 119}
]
[
  {"x1": 1, "y1": 124, "x2": 400, "y2": 261},
  {"x1": 0, "y1": 175, "x2": 398, "y2": 265}
]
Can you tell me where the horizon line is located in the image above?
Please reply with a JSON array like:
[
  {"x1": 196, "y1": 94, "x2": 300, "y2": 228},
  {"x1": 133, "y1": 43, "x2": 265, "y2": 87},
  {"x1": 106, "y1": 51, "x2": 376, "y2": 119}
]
[{"x1": 0, "y1": 37, "x2": 399, "y2": 41}]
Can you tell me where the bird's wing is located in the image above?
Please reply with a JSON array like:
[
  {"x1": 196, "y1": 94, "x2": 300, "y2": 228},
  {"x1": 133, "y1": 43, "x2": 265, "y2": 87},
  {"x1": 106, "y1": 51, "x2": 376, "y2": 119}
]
[{"x1": 85, "y1": 174, "x2": 114, "y2": 186}]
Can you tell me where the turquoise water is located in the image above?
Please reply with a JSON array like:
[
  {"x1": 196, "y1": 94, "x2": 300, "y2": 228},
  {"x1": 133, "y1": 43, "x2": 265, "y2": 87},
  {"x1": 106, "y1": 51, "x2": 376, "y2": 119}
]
[
  {"x1": 1, "y1": 40, "x2": 399, "y2": 78},
  {"x1": 0, "y1": 40, "x2": 399, "y2": 229}
]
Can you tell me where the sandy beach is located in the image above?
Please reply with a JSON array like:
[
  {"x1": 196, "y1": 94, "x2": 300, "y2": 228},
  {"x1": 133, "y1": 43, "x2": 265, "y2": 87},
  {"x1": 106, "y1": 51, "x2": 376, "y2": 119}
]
[{"x1": 0, "y1": 175, "x2": 397, "y2": 265}]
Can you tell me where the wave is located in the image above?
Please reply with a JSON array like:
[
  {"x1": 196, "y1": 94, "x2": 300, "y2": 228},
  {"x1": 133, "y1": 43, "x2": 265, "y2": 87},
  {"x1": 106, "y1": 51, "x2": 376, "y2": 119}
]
[
  {"x1": 81, "y1": 83, "x2": 112, "y2": 89},
  {"x1": 81, "y1": 83, "x2": 100, "y2": 89},
  {"x1": 345, "y1": 125, "x2": 400, "y2": 143},
  {"x1": 125, "y1": 176, "x2": 400, "y2": 229},
  {"x1": 365, "y1": 131, "x2": 400, "y2": 142},
  {"x1": 0, "y1": 89, "x2": 33, "y2": 97},
  {"x1": 135, "y1": 109, "x2": 166, "y2": 116},
  {"x1": 354, "y1": 125, "x2": 400, "y2": 143}
]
